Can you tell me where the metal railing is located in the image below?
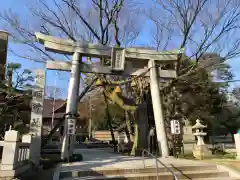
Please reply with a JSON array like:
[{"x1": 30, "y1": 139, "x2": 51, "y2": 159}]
[{"x1": 142, "y1": 149, "x2": 178, "y2": 180}]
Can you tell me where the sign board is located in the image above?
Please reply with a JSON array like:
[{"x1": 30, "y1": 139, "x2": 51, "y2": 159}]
[
  {"x1": 171, "y1": 120, "x2": 181, "y2": 135},
  {"x1": 29, "y1": 69, "x2": 45, "y2": 165},
  {"x1": 68, "y1": 117, "x2": 76, "y2": 135},
  {"x1": 111, "y1": 47, "x2": 125, "y2": 71}
]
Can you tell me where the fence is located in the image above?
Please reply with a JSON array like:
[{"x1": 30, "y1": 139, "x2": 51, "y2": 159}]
[
  {"x1": 209, "y1": 135, "x2": 233, "y2": 144},
  {"x1": 0, "y1": 130, "x2": 32, "y2": 178},
  {"x1": 209, "y1": 135, "x2": 235, "y2": 153},
  {"x1": 93, "y1": 131, "x2": 118, "y2": 142}
]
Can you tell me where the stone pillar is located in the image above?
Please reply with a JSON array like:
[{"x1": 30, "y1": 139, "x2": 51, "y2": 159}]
[
  {"x1": 29, "y1": 69, "x2": 45, "y2": 165},
  {"x1": 1, "y1": 130, "x2": 19, "y2": 171},
  {"x1": 182, "y1": 120, "x2": 195, "y2": 154},
  {"x1": 234, "y1": 134, "x2": 240, "y2": 159},
  {"x1": 148, "y1": 59, "x2": 169, "y2": 157}
]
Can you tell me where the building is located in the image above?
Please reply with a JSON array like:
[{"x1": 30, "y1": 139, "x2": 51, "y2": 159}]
[
  {"x1": 0, "y1": 31, "x2": 8, "y2": 81},
  {"x1": 0, "y1": 30, "x2": 8, "y2": 122},
  {"x1": 42, "y1": 99, "x2": 88, "y2": 141},
  {"x1": 42, "y1": 99, "x2": 66, "y2": 139}
]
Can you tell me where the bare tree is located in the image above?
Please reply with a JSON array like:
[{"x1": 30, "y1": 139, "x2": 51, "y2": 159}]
[
  {"x1": 147, "y1": 0, "x2": 240, "y2": 61},
  {"x1": 145, "y1": 0, "x2": 240, "y2": 110}
]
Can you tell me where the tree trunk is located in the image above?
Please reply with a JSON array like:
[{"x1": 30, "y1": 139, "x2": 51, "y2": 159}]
[
  {"x1": 131, "y1": 121, "x2": 139, "y2": 156},
  {"x1": 125, "y1": 111, "x2": 133, "y2": 142},
  {"x1": 137, "y1": 103, "x2": 148, "y2": 152},
  {"x1": 104, "y1": 93, "x2": 116, "y2": 152}
]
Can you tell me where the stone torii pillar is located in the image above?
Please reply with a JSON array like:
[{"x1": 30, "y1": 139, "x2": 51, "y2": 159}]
[
  {"x1": 149, "y1": 59, "x2": 169, "y2": 157},
  {"x1": 61, "y1": 52, "x2": 81, "y2": 160}
]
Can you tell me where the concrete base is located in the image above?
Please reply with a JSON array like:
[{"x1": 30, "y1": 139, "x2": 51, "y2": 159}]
[
  {"x1": 0, "y1": 164, "x2": 31, "y2": 179},
  {"x1": 182, "y1": 134, "x2": 195, "y2": 155},
  {"x1": 193, "y1": 144, "x2": 212, "y2": 160},
  {"x1": 183, "y1": 142, "x2": 194, "y2": 155}
]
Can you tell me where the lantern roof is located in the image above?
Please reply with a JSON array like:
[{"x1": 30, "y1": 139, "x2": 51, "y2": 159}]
[{"x1": 192, "y1": 119, "x2": 207, "y2": 129}]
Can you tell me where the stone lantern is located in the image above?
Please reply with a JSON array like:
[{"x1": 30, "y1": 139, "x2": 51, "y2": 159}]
[{"x1": 192, "y1": 119, "x2": 211, "y2": 159}]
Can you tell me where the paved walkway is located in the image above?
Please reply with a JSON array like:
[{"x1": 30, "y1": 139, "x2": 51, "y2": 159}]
[
  {"x1": 58, "y1": 148, "x2": 210, "y2": 172},
  {"x1": 203, "y1": 159, "x2": 240, "y2": 171}
]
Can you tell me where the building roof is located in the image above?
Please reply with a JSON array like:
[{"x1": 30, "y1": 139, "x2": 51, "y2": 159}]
[
  {"x1": 43, "y1": 99, "x2": 66, "y2": 119},
  {"x1": 42, "y1": 99, "x2": 88, "y2": 127}
]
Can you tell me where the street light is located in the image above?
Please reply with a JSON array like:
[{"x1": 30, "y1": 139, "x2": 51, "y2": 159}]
[{"x1": 51, "y1": 71, "x2": 60, "y2": 129}]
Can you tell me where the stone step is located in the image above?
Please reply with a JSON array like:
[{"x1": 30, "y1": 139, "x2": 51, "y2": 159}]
[
  {"x1": 60, "y1": 165, "x2": 218, "y2": 178},
  {"x1": 62, "y1": 170, "x2": 229, "y2": 180}
]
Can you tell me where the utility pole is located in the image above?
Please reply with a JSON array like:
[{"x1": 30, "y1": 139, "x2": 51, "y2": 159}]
[
  {"x1": 51, "y1": 71, "x2": 58, "y2": 129},
  {"x1": 89, "y1": 96, "x2": 92, "y2": 140}
]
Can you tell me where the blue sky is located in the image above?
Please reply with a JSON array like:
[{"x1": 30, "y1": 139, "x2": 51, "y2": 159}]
[{"x1": 1, "y1": 0, "x2": 240, "y2": 99}]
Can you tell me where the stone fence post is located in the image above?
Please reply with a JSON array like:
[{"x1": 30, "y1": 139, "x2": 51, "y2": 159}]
[
  {"x1": 22, "y1": 134, "x2": 32, "y2": 161},
  {"x1": 234, "y1": 134, "x2": 240, "y2": 159},
  {"x1": 22, "y1": 134, "x2": 32, "y2": 143},
  {"x1": 0, "y1": 130, "x2": 20, "y2": 171}
]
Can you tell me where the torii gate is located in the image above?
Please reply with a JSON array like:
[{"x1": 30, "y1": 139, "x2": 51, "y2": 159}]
[{"x1": 35, "y1": 32, "x2": 183, "y2": 160}]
